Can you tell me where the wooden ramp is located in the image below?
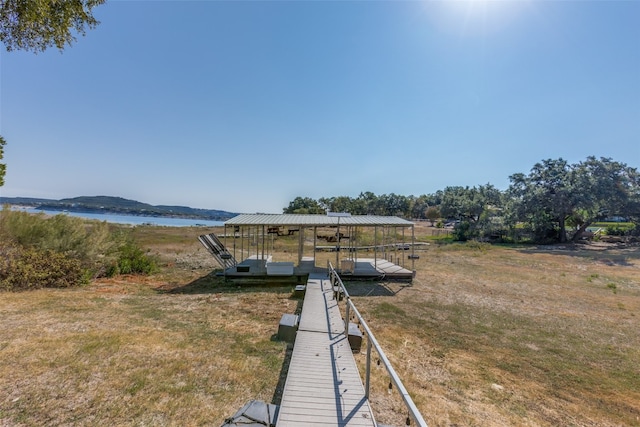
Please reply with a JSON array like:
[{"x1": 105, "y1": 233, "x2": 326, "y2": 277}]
[
  {"x1": 198, "y1": 233, "x2": 237, "y2": 269},
  {"x1": 277, "y1": 274, "x2": 376, "y2": 427},
  {"x1": 339, "y1": 258, "x2": 414, "y2": 281}
]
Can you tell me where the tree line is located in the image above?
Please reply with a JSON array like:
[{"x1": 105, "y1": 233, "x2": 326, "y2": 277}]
[{"x1": 283, "y1": 156, "x2": 640, "y2": 243}]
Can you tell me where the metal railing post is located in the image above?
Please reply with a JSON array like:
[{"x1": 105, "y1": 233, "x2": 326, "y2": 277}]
[
  {"x1": 365, "y1": 335, "x2": 372, "y2": 399},
  {"x1": 345, "y1": 298, "x2": 350, "y2": 333}
]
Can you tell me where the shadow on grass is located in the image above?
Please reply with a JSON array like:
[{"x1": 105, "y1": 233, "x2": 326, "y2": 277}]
[
  {"x1": 269, "y1": 298, "x2": 303, "y2": 406},
  {"x1": 270, "y1": 342, "x2": 294, "y2": 406},
  {"x1": 159, "y1": 271, "x2": 412, "y2": 296},
  {"x1": 157, "y1": 271, "x2": 302, "y2": 295},
  {"x1": 517, "y1": 243, "x2": 640, "y2": 267},
  {"x1": 343, "y1": 281, "x2": 406, "y2": 297}
]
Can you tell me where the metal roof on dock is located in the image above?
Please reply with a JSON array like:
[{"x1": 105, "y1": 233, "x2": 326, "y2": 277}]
[{"x1": 225, "y1": 214, "x2": 413, "y2": 227}]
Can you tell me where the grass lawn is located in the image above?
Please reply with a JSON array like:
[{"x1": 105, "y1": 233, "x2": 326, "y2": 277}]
[{"x1": 1, "y1": 224, "x2": 639, "y2": 426}]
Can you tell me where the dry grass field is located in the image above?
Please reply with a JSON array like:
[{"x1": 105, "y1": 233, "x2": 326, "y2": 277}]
[{"x1": 1, "y1": 224, "x2": 639, "y2": 426}]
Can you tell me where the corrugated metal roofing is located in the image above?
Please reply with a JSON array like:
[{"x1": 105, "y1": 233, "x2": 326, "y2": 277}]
[{"x1": 225, "y1": 214, "x2": 413, "y2": 227}]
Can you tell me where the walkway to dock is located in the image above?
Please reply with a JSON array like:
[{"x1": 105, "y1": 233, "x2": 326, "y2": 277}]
[{"x1": 277, "y1": 273, "x2": 376, "y2": 427}]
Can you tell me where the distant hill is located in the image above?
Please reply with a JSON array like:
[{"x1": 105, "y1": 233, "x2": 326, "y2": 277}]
[{"x1": 0, "y1": 195, "x2": 238, "y2": 221}]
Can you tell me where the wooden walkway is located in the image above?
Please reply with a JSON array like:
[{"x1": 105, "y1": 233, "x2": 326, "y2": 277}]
[{"x1": 277, "y1": 273, "x2": 376, "y2": 427}]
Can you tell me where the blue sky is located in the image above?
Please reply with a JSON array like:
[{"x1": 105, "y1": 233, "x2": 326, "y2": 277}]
[{"x1": 1, "y1": 0, "x2": 639, "y2": 214}]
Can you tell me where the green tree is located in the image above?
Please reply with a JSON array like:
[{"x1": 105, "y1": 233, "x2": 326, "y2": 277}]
[
  {"x1": 507, "y1": 158, "x2": 580, "y2": 242},
  {"x1": 507, "y1": 157, "x2": 640, "y2": 243},
  {"x1": 0, "y1": 136, "x2": 5, "y2": 187},
  {"x1": 319, "y1": 196, "x2": 354, "y2": 214},
  {"x1": 355, "y1": 191, "x2": 379, "y2": 215},
  {"x1": 571, "y1": 157, "x2": 640, "y2": 240},
  {"x1": 409, "y1": 195, "x2": 433, "y2": 220},
  {"x1": 382, "y1": 193, "x2": 410, "y2": 217},
  {"x1": 440, "y1": 184, "x2": 501, "y2": 224},
  {"x1": 0, "y1": 0, "x2": 105, "y2": 52},
  {"x1": 283, "y1": 196, "x2": 325, "y2": 214},
  {"x1": 425, "y1": 206, "x2": 440, "y2": 226},
  {"x1": 440, "y1": 184, "x2": 503, "y2": 240}
]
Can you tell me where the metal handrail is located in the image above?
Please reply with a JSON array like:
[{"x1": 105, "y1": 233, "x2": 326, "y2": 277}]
[{"x1": 328, "y1": 262, "x2": 428, "y2": 427}]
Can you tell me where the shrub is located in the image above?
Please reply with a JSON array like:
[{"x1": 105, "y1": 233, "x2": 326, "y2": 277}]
[
  {"x1": 107, "y1": 242, "x2": 157, "y2": 276},
  {"x1": 0, "y1": 208, "x2": 157, "y2": 290},
  {"x1": 0, "y1": 243, "x2": 86, "y2": 290},
  {"x1": 606, "y1": 224, "x2": 636, "y2": 236},
  {"x1": 0, "y1": 209, "x2": 120, "y2": 274},
  {"x1": 452, "y1": 221, "x2": 472, "y2": 241}
]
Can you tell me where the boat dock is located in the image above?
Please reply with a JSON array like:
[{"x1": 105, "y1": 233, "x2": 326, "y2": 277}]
[{"x1": 204, "y1": 213, "x2": 418, "y2": 283}]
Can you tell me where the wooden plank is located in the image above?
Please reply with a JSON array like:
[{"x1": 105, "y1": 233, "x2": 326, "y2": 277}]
[{"x1": 298, "y1": 279, "x2": 344, "y2": 335}]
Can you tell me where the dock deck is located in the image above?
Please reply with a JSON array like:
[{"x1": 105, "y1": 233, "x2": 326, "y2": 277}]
[
  {"x1": 223, "y1": 258, "x2": 413, "y2": 281},
  {"x1": 277, "y1": 273, "x2": 375, "y2": 427}
]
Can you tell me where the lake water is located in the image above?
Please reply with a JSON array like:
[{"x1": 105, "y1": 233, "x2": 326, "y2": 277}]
[{"x1": 13, "y1": 207, "x2": 226, "y2": 227}]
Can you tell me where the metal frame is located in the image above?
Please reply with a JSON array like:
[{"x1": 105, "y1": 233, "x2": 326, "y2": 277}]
[{"x1": 223, "y1": 214, "x2": 417, "y2": 274}]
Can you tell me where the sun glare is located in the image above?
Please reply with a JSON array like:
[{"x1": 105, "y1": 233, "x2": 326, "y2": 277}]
[{"x1": 426, "y1": 0, "x2": 531, "y2": 38}]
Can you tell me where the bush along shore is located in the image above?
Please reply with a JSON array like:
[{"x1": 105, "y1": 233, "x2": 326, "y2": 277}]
[{"x1": 0, "y1": 208, "x2": 157, "y2": 290}]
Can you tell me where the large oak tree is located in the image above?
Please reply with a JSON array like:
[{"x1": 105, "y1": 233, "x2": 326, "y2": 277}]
[
  {"x1": 507, "y1": 157, "x2": 640, "y2": 242},
  {"x1": 0, "y1": 0, "x2": 105, "y2": 52}
]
